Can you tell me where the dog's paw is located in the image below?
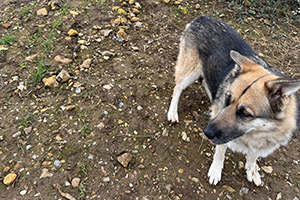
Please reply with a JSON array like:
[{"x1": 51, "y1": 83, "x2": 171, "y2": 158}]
[
  {"x1": 208, "y1": 163, "x2": 222, "y2": 185},
  {"x1": 246, "y1": 165, "x2": 262, "y2": 186},
  {"x1": 167, "y1": 110, "x2": 179, "y2": 123}
]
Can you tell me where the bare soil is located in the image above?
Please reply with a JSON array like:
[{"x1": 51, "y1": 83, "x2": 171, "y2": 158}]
[{"x1": 0, "y1": 0, "x2": 299, "y2": 200}]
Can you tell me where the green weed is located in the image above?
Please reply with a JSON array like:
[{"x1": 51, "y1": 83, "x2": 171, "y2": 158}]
[
  {"x1": 42, "y1": 38, "x2": 55, "y2": 52},
  {"x1": 52, "y1": 20, "x2": 64, "y2": 30},
  {"x1": 30, "y1": 61, "x2": 48, "y2": 85},
  {"x1": 0, "y1": 35, "x2": 14, "y2": 45},
  {"x1": 19, "y1": 113, "x2": 35, "y2": 128},
  {"x1": 21, "y1": 3, "x2": 34, "y2": 16},
  {"x1": 79, "y1": 125, "x2": 91, "y2": 137},
  {"x1": 78, "y1": 178, "x2": 88, "y2": 200}
]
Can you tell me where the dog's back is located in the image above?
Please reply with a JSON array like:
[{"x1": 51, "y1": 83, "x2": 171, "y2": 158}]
[{"x1": 183, "y1": 16, "x2": 269, "y2": 100}]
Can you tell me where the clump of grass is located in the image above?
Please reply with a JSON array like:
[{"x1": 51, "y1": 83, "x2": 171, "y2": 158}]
[
  {"x1": 78, "y1": 178, "x2": 87, "y2": 200},
  {"x1": 226, "y1": 0, "x2": 300, "y2": 23},
  {"x1": 79, "y1": 125, "x2": 91, "y2": 137},
  {"x1": 19, "y1": 113, "x2": 35, "y2": 128},
  {"x1": 30, "y1": 61, "x2": 48, "y2": 86},
  {"x1": 52, "y1": 20, "x2": 64, "y2": 30},
  {"x1": 21, "y1": 3, "x2": 34, "y2": 16},
  {"x1": 0, "y1": 35, "x2": 14, "y2": 45}
]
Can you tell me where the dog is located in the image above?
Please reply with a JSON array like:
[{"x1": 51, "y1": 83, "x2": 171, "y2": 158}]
[{"x1": 168, "y1": 16, "x2": 300, "y2": 186}]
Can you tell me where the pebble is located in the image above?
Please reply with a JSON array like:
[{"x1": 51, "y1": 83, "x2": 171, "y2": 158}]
[
  {"x1": 25, "y1": 53, "x2": 38, "y2": 62},
  {"x1": 65, "y1": 181, "x2": 71, "y2": 186},
  {"x1": 223, "y1": 185, "x2": 236, "y2": 193},
  {"x1": 54, "y1": 160, "x2": 61, "y2": 167},
  {"x1": 97, "y1": 122, "x2": 105, "y2": 130},
  {"x1": 20, "y1": 189, "x2": 27, "y2": 196},
  {"x1": 137, "y1": 105, "x2": 143, "y2": 110},
  {"x1": 131, "y1": 17, "x2": 141, "y2": 22},
  {"x1": 70, "y1": 11, "x2": 79, "y2": 15},
  {"x1": 3, "y1": 173, "x2": 17, "y2": 185},
  {"x1": 132, "y1": 8, "x2": 140, "y2": 14},
  {"x1": 3, "y1": 166, "x2": 10, "y2": 173},
  {"x1": 118, "y1": 8, "x2": 127, "y2": 15},
  {"x1": 103, "y1": 177, "x2": 110, "y2": 182},
  {"x1": 117, "y1": 152, "x2": 133, "y2": 168},
  {"x1": 66, "y1": 105, "x2": 76, "y2": 111},
  {"x1": 181, "y1": 132, "x2": 190, "y2": 142},
  {"x1": 56, "y1": 70, "x2": 71, "y2": 83},
  {"x1": 195, "y1": 4, "x2": 200, "y2": 9},
  {"x1": 2, "y1": 22, "x2": 12, "y2": 29},
  {"x1": 42, "y1": 76, "x2": 59, "y2": 88},
  {"x1": 37, "y1": 8, "x2": 48, "y2": 16},
  {"x1": 102, "y1": 29, "x2": 113, "y2": 37},
  {"x1": 103, "y1": 85, "x2": 112, "y2": 90},
  {"x1": 24, "y1": 126, "x2": 32, "y2": 134},
  {"x1": 162, "y1": 129, "x2": 168, "y2": 137},
  {"x1": 72, "y1": 177, "x2": 81, "y2": 187},
  {"x1": 68, "y1": 29, "x2": 78, "y2": 36},
  {"x1": 40, "y1": 168, "x2": 53, "y2": 178},
  {"x1": 54, "y1": 55, "x2": 72, "y2": 64},
  {"x1": 238, "y1": 161, "x2": 244, "y2": 169},
  {"x1": 79, "y1": 58, "x2": 92, "y2": 69},
  {"x1": 276, "y1": 193, "x2": 282, "y2": 200},
  {"x1": 191, "y1": 177, "x2": 199, "y2": 183},
  {"x1": 13, "y1": 131, "x2": 21, "y2": 138},
  {"x1": 75, "y1": 87, "x2": 81, "y2": 94},
  {"x1": 165, "y1": 184, "x2": 172, "y2": 193},
  {"x1": 240, "y1": 187, "x2": 249, "y2": 195},
  {"x1": 261, "y1": 166, "x2": 273, "y2": 174}
]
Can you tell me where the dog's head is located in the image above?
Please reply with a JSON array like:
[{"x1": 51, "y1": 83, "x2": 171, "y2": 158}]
[{"x1": 204, "y1": 50, "x2": 300, "y2": 144}]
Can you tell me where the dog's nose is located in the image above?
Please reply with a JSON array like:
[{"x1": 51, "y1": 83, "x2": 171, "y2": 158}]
[{"x1": 203, "y1": 125, "x2": 216, "y2": 140}]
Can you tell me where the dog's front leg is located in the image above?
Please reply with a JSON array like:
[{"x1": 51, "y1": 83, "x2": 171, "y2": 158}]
[
  {"x1": 246, "y1": 155, "x2": 261, "y2": 186},
  {"x1": 208, "y1": 144, "x2": 227, "y2": 185}
]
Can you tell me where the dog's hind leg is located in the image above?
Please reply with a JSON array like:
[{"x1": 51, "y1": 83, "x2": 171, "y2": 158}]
[
  {"x1": 246, "y1": 155, "x2": 261, "y2": 186},
  {"x1": 208, "y1": 144, "x2": 227, "y2": 185},
  {"x1": 168, "y1": 38, "x2": 203, "y2": 123}
]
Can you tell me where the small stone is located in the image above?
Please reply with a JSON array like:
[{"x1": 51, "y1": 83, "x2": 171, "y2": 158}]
[
  {"x1": 129, "y1": 0, "x2": 135, "y2": 4},
  {"x1": 24, "y1": 126, "x2": 32, "y2": 134},
  {"x1": 3, "y1": 166, "x2": 10, "y2": 173},
  {"x1": 72, "y1": 177, "x2": 81, "y2": 188},
  {"x1": 0, "y1": 45, "x2": 8, "y2": 51},
  {"x1": 103, "y1": 85, "x2": 112, "y2": 90},
  {"x1": 132, "y1": 8, "x2": 140, "y2": 14},
  {"x1": 178, "y1": 5, "x2": 187, "y2": 14},
  {"x1": 42, "y1": 76, "x2": 59, "y2": 88},
  {"x1": 54, "y1": 160, "x2": 61, "y2": 167},
  {"x1": 97, "y1": 122, "x2": 105, "y2": 130},
  {"x1": 162, "y1": 129, "x2": 169, "y2": 137},
  {"x1": 117, "y1": 28, "x2": 127, "y2": 38},
  {"x1": 137, "y1": 105, "x2": 143, "y2": 110},
  {"x1": 162, "y1": 0, "x2": 170, "y2": 3},
  {"x1": 37, "y1": 8, "x2": 48, "y2": 16},
  {"x1": 165, "y1": 184, "x2": 172, "y2": 192},
  {"x1": 70, "y1": 11, "x2": 79, "y2": 15},
  {"x1": 13, "y1": 131, "x2": 21, "y2": 138},
  {"x1": 40, "y1": 168, "x2": 53, "y2": 178},
  {"x1": 238, "y1": 161, "x2": 244, "y2": 169},
  {"x1": 56, "y1": 70, "x2": 71, "y2": 83},
  {"x1": 25, "y1": 53, "x2": 38, "y2": 62},
  {"x1": 195, "y1": 4, "x2": 200, "y2": 9},
  {"x1": 79, "y1": 59, "x2": 92, "y2": 69},
  {"x1": 258, "y1": 53, "x2": 265, "y2": 57},
  {"x1": 181, "y1": 132, "x2": 189, "y2": 141},
  {"x1": 117, "y1": 152, "x2": 133, "y2": 168},
  {"x1": 178, "y1": 169, "x2": 183, "y2": 174},
  {"x1": 261, "y1": 166, "x2": 273, "y2": 174},
  {"x1": 240, "y1": 187, "x2": 249, "y2": 195},
  {"x1": 20, "y1": 189, "x2": 27, "y2": 196},
  {"x1": 3, "y1": 173, "x2": 17, "y2": 185},
  {"x1": 2, "y1": 22, "x2": 12, "y2": 29},
  {"x1": 42, "y1": 161, "x2": 51, "y2": 166},
  {"x1": 78, "y1": 40, "x2": 86, "y2": 45},
  {"x1": 131, "y1": 17, "x2": 141, "y2": 22},
  {"x1": 102, "y1": 177, "x2": 110, "y2": 182},
  {"x1": 223, "y1": 185, "x2": 236, "y2": 193},
  {"x1": 102, "y1": 29, "x2": 113, "y2": 37},
  {"x1": 191, "y1": 177, "x2": 199, "y2": 183},
  {"x1": 65, "y1": 181, "x2": 71, "y2": 186},
  {"x1": 68, "y1": 29, "x2": 78, "y2": 36},
  {"x1": 75, "y1": 87, "x2": 81, "y2": 94},
  {"x1": 118, "y1": 8, "x2": 127, "y2": 15},
  {"x1": 244, "y1": 0, "x2": 251, "y2": 6},
  {"x1": 54, "y1": 55, "x2": 72, "y2": 64},
  {"x1": 276, "y1": 193, "x2": 282, "y2": 200},
  {"x1": 66, "y1": 105, "x2": 75, "y2": 111}
]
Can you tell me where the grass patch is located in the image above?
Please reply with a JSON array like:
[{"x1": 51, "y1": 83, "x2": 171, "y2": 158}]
[
  {"x1": 30, "y1": 61, "x2": 48, "y2": 86},
  {"x1": 78, "y1": 178, "x2": 88, "y2": 200},
  {"x1": 79, "y1": 125, "x2": 91, "y2": 137},
  {"x1": 0, "y1": 35, "x2": 14, "y2": 45},
  {"x1": 226, "y1": 0, "x2": 300, "y2": 23},
  {"x1": 52, "y1": 20, "x2": 64, "y2": 30},
  {"x1": 42, "y1": 38, "x2": 55, "y2": 52},
  {"x1": 19, "y1": 113, "x2": 35, "y2": 128},
  {"x1": 21, "y1": 3, "x2": 34, "y2": 16}
]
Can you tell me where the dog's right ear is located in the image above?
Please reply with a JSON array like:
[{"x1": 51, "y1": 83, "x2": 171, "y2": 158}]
[{"x1": 230, "y1": 50, "x2": 257, "y2": 73}]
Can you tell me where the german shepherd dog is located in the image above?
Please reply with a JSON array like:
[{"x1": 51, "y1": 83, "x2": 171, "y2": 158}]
[{"x1": 168, "y1": 16, "x2": 300, "y2": 186}]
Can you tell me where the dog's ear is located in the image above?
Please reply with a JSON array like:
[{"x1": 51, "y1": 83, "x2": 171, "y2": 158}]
[
  {"x1": 266, "y1": 79, "x2": 300, "y2": 97},
  {"x1": 266, "y1": 79, "x2": 300, "y2": 117},
  {"x1": 230, "y1": 50, "x2": 256, "y2": 73}
]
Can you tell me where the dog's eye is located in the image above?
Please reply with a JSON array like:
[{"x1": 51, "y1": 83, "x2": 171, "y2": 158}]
[
  {"x1": 237, "y1": 106, "x2": 253, "y2": 118},
  {"x1": 224, "y1": 92, "x2": 232, "y2": 107}
]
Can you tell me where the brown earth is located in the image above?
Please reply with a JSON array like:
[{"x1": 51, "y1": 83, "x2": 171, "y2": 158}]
[{"x1": 0, "y1": 0, "x2": 299, "y2": 200}]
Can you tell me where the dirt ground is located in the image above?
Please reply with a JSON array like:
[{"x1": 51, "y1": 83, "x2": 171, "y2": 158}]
[{"x1": 0, "y1": 0, "x2": 299, "y2": 199}]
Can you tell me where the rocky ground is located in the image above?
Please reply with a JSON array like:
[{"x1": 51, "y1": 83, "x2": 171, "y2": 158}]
[{"x1": 0, "y1": 0, "x2": 299, "y2": 199}]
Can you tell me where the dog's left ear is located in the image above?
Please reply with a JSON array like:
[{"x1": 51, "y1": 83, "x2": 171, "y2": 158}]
[
  {"x1": 230, "y1": 50, "x2": 257, "y2": 73},
  {"x1": 266, "y1": 79, "x2": 300, "y2": 117},
  {"x1": 266, "y1": 79, "x2": 300, "y2": 97}
]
